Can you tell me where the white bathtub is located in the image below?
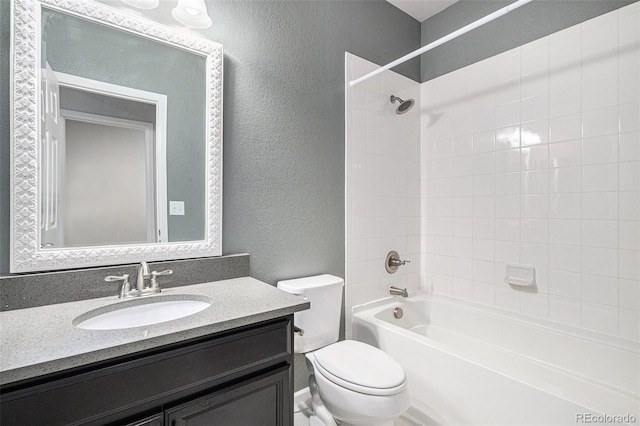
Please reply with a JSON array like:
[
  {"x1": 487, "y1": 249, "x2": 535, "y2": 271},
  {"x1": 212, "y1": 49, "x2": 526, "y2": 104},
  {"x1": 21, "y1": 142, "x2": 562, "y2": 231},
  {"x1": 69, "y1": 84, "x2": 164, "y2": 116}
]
[{"x1": 352, "y1": 293, "x2": 639, "y2": 426}]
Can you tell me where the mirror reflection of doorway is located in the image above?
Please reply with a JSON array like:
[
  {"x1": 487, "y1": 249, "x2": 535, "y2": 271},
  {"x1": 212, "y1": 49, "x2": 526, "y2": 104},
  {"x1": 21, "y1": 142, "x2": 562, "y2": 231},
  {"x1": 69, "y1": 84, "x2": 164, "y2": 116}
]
[
  {"x1": 39, "y1": 66, "x2": 168, "y2": 248},
  {"x1": 62, "y1": 112, "x2": 155, "y2": 246}
]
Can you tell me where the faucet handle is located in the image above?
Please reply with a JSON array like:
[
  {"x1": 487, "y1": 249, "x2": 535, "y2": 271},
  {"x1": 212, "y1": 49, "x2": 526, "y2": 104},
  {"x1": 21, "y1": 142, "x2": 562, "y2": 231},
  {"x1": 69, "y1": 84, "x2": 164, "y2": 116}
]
[
  {"x1": 105, "y1": 274, "x2": 130, "y2": 298},
  {"x1": 150, "y1": 269, "x2": 173, "y2": 289},
  {"x1": 105, "y1": 274, "x2": 129, "y2": 282},
  {"x1": 385, "y1": 251, "x2": 410, "y2": 274}
]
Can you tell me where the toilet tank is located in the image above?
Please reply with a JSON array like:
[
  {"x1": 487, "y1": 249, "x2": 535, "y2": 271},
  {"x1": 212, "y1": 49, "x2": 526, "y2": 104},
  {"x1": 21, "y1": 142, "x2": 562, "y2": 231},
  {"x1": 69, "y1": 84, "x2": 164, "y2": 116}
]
[{"x1": 277, "y1": 274, "x2": 344, "y2": 353}]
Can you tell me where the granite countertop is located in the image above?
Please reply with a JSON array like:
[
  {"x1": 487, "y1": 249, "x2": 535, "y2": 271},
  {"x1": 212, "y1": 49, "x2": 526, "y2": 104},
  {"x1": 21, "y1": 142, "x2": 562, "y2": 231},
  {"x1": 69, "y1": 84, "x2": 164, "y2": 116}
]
[{"x1": 0, "y1": 277, "x2": 309, "y2": 386}]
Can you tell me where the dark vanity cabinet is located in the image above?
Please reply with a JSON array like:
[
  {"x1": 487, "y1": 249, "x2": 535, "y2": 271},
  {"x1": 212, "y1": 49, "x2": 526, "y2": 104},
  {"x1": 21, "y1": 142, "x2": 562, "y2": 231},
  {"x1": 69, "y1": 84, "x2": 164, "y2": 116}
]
[{"x1": 0, "y1": 316, "x2": 293, "y2": 426}]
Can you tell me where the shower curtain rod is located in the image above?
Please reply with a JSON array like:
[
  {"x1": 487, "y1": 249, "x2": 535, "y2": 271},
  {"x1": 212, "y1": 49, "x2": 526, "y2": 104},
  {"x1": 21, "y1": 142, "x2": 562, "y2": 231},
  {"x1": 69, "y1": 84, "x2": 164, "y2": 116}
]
[{"x1": 349, "y1": 0, "x2": 533, "y2": 87}]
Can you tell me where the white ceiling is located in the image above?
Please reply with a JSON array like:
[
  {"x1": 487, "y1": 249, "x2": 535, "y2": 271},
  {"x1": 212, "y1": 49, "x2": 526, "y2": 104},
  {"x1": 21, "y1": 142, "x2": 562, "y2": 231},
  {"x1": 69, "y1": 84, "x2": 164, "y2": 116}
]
[{"x1": 386, "y1": 0, "x2": 459, "y2": 22}]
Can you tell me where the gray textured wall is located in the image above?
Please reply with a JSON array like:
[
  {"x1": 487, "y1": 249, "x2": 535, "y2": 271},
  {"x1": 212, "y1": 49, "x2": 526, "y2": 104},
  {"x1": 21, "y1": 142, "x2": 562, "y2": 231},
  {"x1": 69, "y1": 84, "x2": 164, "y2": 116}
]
[
  {"x1": 421, "y1": 0, "x2": 638, "y2": 82},
  {"x1": 208, "y1": 0, "x2": 421, "y2": 286}
]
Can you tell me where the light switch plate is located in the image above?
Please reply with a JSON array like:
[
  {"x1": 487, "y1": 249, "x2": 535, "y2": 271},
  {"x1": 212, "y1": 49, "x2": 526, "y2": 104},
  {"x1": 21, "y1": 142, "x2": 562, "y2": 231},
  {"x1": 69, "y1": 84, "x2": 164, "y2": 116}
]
[{"x1": 169, "y1": 201, "x2": 185, "y2": 216}]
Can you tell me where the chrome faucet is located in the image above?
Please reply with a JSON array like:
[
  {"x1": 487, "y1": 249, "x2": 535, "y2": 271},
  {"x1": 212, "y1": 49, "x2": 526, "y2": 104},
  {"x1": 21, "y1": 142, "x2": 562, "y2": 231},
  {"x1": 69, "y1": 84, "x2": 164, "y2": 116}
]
[
  {"x1": 136, "y1": 261, "x2": 173, "y2": 296},
  {"x1": 105, "y1": 262, "x2": 173, "y2": 298},
  {"x1": 136, "y1": 261, "x2": 151, "y2": 292},
  {"x1": 389, "y1": 286, "x2": 408, "y2": 297}
]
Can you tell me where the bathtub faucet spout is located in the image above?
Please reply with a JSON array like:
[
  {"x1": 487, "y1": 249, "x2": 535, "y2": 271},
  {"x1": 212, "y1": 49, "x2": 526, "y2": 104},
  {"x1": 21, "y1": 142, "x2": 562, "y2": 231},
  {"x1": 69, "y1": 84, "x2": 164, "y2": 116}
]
[{"x1": 389, "y1": 286, "x2": 408, "y2": 297}]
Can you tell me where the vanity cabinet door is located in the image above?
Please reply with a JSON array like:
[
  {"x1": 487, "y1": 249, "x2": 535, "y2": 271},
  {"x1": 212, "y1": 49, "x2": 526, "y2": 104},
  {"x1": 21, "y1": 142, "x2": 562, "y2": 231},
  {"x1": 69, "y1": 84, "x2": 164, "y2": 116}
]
[{"x1": 165, "y1": 367, "x2": 290, "y2": 426}]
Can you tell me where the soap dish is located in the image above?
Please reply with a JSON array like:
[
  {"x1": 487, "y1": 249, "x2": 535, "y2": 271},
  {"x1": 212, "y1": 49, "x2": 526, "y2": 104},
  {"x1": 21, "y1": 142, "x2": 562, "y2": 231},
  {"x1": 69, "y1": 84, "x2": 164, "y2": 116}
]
[{"x1": 504, "y1": 264, "x2": 536, "y2": 287}]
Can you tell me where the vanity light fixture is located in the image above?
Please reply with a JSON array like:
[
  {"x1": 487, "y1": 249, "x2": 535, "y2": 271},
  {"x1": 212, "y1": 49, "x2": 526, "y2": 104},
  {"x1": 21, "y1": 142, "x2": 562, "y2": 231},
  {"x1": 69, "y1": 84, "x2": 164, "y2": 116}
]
[
  {"x1": 121, "y1": 0, "x2": 160, "y2": 9},
  {"x1": 172, "y1": 0, "x2": 212, "y2": 29},
  {"x1": 120, "y1": 0, "x2": 213, "y2": 29}
]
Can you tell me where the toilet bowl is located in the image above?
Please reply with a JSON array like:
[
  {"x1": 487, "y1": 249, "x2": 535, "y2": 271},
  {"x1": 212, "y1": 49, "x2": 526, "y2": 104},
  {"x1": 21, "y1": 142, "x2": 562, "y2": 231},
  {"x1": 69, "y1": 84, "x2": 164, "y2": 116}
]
[
  {"x1": 277, "y1": 275, "x2": 410, "y2": 426},
  {"x1": 306, "y1": 340, "x2": 410, "y2": 426}
]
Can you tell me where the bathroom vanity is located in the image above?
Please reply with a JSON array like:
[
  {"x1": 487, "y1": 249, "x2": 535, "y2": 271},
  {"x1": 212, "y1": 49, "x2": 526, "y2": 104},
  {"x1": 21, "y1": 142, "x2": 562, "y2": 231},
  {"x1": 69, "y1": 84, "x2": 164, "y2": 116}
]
[{"x1": 0, "y1": 277, "x2": 309, "y2": 425}]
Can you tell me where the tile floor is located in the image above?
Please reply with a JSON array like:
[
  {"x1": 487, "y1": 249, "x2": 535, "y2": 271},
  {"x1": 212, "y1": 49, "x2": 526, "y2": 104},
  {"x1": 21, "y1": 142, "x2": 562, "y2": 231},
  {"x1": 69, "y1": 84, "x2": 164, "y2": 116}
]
[{"x1": 293, "y1": 395, "x2": 424, "y2": 426}]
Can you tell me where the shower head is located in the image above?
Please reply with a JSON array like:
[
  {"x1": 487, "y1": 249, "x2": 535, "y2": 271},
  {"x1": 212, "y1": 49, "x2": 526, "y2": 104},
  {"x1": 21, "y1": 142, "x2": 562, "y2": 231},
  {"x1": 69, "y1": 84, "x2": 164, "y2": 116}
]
[{"x1": 390, "y1": 95, "x2": 415, "y2": 115}]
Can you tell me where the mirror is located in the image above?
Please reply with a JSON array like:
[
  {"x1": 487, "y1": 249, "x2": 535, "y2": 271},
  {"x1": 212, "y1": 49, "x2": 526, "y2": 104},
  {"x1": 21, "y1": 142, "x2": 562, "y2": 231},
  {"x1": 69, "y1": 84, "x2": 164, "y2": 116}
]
[{"x1": 10, "y1": 0, "x2": 222, "y2": 272}]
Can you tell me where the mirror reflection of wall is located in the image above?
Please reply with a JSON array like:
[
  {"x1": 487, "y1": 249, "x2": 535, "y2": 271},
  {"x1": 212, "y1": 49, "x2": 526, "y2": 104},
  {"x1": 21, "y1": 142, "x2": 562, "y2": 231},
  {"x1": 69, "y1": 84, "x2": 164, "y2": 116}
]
[{"x1": 40, "y1": 6, "x2": 208, "y2": 248}]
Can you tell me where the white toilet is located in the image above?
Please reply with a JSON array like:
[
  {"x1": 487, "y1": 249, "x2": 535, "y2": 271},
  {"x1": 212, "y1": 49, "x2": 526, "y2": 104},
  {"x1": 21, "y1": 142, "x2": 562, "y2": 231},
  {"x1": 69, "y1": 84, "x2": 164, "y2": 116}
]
[{"x1": 277, "y1": 275, "x2": 410, "y2": 426}]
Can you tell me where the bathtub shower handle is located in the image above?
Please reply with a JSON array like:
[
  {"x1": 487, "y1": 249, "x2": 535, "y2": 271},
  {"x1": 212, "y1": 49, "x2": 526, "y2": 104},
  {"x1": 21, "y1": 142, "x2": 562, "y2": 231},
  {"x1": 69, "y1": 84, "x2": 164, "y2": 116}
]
[{"x1": 386, "y1": 251, "x2": 410, "y2": 274}]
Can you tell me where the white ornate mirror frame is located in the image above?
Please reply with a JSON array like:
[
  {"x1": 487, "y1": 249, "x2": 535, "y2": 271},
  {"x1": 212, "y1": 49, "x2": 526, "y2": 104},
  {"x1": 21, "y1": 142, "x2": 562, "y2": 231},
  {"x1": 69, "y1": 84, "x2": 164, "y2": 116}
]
[{"x1": 10, "y1": 0, "x2": 222, "y2": 272}]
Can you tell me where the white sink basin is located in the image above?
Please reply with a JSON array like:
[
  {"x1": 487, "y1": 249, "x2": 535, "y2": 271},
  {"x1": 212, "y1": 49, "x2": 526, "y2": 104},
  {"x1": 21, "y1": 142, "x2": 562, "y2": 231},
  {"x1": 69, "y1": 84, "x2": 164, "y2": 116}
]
[{"x1": 74, "y1": 295, "x2": 211, "y2": 330}]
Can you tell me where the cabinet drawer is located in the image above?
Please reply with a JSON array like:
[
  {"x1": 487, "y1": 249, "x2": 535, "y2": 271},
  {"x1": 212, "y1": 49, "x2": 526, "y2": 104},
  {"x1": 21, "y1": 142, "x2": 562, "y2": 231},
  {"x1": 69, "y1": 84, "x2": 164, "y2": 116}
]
[{"x1": 1, "y1": 318, "x2": 291, "y2": 426}]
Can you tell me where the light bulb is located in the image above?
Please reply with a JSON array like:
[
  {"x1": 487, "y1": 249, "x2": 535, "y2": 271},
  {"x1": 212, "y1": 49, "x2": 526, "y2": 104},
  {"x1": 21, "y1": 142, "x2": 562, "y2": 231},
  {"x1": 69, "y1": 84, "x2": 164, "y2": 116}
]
[{"x1": 172, "y1": 0, "x2": 212, "y2": 28}]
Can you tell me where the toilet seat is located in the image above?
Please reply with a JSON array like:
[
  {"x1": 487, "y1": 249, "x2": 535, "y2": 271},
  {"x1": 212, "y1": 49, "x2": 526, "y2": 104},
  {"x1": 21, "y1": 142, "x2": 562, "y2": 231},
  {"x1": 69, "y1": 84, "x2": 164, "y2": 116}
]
[{"x1": 312, "y1": 340, "x2": 407, "y2": 396}]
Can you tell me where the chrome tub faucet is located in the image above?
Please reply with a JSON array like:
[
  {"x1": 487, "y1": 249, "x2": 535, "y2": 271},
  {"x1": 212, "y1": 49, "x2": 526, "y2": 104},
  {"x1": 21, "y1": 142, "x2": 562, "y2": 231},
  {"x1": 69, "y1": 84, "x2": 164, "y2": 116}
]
[{"x1": 389, "y1": 286, "x2": 408, "y2": 297}]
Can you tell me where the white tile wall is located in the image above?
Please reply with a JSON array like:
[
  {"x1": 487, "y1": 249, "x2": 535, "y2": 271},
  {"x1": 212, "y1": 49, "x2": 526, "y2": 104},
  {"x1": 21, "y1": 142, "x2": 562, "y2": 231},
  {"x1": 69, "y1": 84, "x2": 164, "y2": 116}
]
[
  {"x1": 420, "y1": 3, "x2": 640, "y2": 341},
  {"x1": 345, "y1": 53, "x2": 421, "y2": 337}
]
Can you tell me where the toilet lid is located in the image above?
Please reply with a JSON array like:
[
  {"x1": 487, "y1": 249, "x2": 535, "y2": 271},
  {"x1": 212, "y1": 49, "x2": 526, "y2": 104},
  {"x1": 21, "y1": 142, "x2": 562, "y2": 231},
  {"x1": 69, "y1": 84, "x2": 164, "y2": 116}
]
[{"x1": 313, "y1": 340, "x2": 406, "y2": 394}]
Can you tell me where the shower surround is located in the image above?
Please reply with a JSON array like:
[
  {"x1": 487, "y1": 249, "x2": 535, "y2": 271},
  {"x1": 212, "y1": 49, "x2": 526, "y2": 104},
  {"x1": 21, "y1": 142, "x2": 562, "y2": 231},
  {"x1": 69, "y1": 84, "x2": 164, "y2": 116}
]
[
  {"x1": 346, "y1": 2, "x2": 639, "y2": 342},
  {"x1": 345, "y1": 52, "x2": 421, "y2": 336},
  {"x1": 420, "y1": 3, "x2": 639, "y2": 341}
]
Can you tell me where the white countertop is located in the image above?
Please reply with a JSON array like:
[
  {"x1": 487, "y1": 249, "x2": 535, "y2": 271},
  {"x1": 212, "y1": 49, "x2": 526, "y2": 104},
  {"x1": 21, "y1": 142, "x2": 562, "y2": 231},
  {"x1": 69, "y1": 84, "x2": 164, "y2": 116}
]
[{"x1": 0, "y1": 277, "x2": 309, "y2": 386}]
